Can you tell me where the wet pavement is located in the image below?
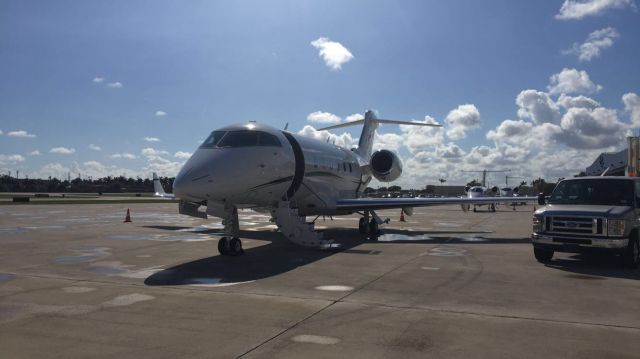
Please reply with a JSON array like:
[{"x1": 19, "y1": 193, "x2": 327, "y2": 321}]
[{"x1": 0, "y1": 202, "x2": 639, "y2": 358}]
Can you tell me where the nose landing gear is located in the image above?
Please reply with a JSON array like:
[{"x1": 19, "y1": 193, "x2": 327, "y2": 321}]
[{"x1": 216, "y1": 206, "x2": 245, "y2": 256}]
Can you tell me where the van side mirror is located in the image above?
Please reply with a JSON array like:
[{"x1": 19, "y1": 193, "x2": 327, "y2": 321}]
[{"x1": 537, "y1": 193, "x2": 546, "y2": 206}]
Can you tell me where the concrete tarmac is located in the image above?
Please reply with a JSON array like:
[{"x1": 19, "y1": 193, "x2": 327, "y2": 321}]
[{"x1": 0, "y1": 203, "x2": 639, "y2": 358}]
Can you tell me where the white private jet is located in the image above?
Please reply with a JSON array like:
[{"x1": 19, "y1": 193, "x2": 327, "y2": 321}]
[
  {"x1": 154, "y1": 110, "x2": 539, "y2": 256},
  {"x1": 461, "y1": 170, "x2": 509, "y2": 212}
]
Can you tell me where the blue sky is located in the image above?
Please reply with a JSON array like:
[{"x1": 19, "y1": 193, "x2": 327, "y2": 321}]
[{"x1": 1, "y1": 0, "x2": 639, "y2": 186}]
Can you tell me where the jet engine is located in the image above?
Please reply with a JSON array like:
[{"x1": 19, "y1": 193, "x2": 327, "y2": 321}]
[
  {"x1": 370, "y1": 149, "x2": 402, "y2": 182},
  {"x1": 491, "y1": 186, "x2": 499, "y2": 193}
]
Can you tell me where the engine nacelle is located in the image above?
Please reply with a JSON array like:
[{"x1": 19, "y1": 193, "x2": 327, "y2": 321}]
[
  {"x1": 491, "y1": 186, "x2": 499, "y2": 193},
  {"x1": 370, "y1": 149, "x2": 402, "y2": 182}
]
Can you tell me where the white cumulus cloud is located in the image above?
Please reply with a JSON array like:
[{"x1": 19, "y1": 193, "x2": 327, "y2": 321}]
[
  {"x1": 556, "y1": 94, "x2": 601, "y2": 109},
  {"x1": 556, "y1": 0, "x2": 636, "y2": 20},
  {"x1": 110, "y1": 153, "x2": 137, "y2": 160},
  {"x1": 516, "y1": 90, "x2": 562, "y2": 124},
  {"x1": 144, "y1": 137, "x2": 160, "y2": 142},
  {"x1": 345, "y1": 113, "x2": 364, "y2": 122},
  {"x1": 548, "y1": 68, "x2": 602, "y2": 95},
  {"x1": 155, "y1": 110, "x2": 167, "y2": 117},
  {"x1": 141, "y1": 147, "x2": 170, "y2": 157},
  {"x1": 92, "y1": 77, "x2": 104, "y2": 83},
  {"x1": 445, "y1": 104, "x2": 480, "y2": 140},
  {"x1": 107, "y1": 82, "x2": 123, "y2": 88},
  {"x1": 7, "y1": 130, "x2": 36, "y2": 138},
  {"x1": 0, "y1": 154, "x2": 26, "y2": 163},
  {"x1": 174, "y1": 151, "x2": 192, "y2": 159},
  {"x1": 565, "y1": 27, "x2": 619, "y2": 62},
  {"x1": 623, "y1": 92, "x2": 640, "y2": 127},
  {"x1": 28, "y1": 150, "x2": 41, "y2": 156},
  {"x1": 310, "y1": 37, "x2": 354, "y2": 70},
  {"x1": 49, "y1": 147, "x2": 75, "y2": 155},
  {"x1": 306, "y1": 111, "x2": 341, "y2": 125},
  {"x1": 88, "y1": 144, "x2": 102, "y2": 151}
]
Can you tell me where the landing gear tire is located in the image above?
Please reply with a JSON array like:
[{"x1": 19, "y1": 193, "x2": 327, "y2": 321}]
[
  {"x1": 491, "y1": 204, "x2": 496, "y2": 212},
  {"x1": 534, "y1": 247, "x2": 554, "y2": 263},
  {"x1": 622, "y1": 236, "x2": 639, "y2": 269},
  {"x1": 218, "y1": 237, "x2": 230, "y2": 256},
  {"x1": 359, "y1": 217, "x2": 368, "y2": 235},
  {"x1": 229, "y1": 237, "x2": 244, "y2": 256},
  {"x1": 473, "y1": 207, "x2": 477, "y2": 212},
  {"x1": 368, "y1": 220, "x2": 379, "y2": 240}
]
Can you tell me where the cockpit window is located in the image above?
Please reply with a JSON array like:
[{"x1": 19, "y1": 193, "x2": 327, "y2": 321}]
[
  {"x1": 216, "y1": 130, "x2": 282, "y2": 148},
  {"x1": 257, "y1": 132, "x2": 281, "y2": 147},
  {"x1": 200, "y1": 131, "x2": 227, "y2": 148},
  {"x1": 218, "y1": 130, "x2": 259, "y2": 147}
]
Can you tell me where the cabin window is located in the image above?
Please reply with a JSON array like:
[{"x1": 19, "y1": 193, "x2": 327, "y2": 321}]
[{"x1": 200, "y1": 131, "x2": 227, "y2": 148}]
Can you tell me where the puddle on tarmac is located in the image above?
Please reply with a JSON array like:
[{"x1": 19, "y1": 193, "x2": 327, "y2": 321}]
[
  {"x1": 53, "y1": 247, "x2": 111, "y2": 264},
  {"x1": 377, "y1": 233, "x2": 434, "y2": 242},
  {"x1": 0, "y1": 273, "x2": 14, "y2": 283},
  {"x1": 0, "y1": 227, "x2": 29, "y2": 234},
  {"x1": 108, "y1": 234, "x2": 214, "y2": 242}
]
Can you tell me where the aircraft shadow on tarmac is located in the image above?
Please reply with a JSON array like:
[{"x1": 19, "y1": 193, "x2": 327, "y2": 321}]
[
  {"x1": 144, "y1": 226, "x2": 532, "y2": 286},
  {"x1": 544, "y1": 254, "x2": 640, "y2": 280}
]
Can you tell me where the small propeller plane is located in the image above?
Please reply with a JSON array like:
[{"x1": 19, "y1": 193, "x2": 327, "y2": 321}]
[{"x1": 154, "y1": 110, "x2": 539, "y2": 256}]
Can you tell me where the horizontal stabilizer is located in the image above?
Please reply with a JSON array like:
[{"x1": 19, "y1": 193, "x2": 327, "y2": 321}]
[{"x1": 318, "y1": 118, "x2": 441, "y2": 131}]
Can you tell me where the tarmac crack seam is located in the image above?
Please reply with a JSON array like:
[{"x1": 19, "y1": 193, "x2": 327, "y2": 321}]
[{"x1": 230, "y1": 248, "x2": 430, "y2": 358}]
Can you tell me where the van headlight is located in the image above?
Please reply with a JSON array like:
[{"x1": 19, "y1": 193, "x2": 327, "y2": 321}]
[
  {"x1": 607, "y1": 219, "x2": 625, "y2": 237},
  {"x1": 533, "y1": 216, "x2": 542, "y2": 233}
]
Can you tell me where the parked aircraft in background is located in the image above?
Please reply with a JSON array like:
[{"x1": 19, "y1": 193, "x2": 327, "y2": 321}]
[
  {"x1": 461, "y1": 170, "x2": 509, "y2": 212},
  {"x1": 154, "y1": 111, "x2": 539, "y2": 256}
]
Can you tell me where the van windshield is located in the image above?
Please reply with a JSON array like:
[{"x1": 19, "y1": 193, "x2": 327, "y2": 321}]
[{"x1": 549, "y1": 179, "x2": 634, "y2": 206}]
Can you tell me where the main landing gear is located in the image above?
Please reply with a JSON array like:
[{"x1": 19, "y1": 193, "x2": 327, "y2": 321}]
[
  {"x1": 218, "y1": 236, "x2": 244, "y2": 256},
  {"x1": 358, "y1": 210, "x2": 381, "y2": 240}
]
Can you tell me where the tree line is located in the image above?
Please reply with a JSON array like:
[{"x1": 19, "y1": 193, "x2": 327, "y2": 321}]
[{"x1": 0, "y1": 175, "x2": 174, "y2": 194}]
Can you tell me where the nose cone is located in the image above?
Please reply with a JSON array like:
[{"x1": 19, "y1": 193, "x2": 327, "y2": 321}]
[
  {"x1": 172, "y1": 150, "x2": 212, "y2": 202},
  {"x1": 172, "y1": 168, "x2": 187, "y2": 199}
]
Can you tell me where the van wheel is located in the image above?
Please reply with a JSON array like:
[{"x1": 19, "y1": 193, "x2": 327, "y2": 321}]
[
  {"x1": 623, "y1": 236, "x2": 640, "y2": 269},
  {"x1": 534, "y1": 247, "x2": 553, "y2": 263}
]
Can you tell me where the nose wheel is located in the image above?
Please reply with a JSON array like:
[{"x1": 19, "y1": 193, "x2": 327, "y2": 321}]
[{"x1": 218, "y1": 237, "x2": 244, "y2": 256}]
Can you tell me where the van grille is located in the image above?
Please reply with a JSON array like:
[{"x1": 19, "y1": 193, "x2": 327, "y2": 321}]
[{"x1": 544, "y1": 216, "x2": 605, "y2": 236}]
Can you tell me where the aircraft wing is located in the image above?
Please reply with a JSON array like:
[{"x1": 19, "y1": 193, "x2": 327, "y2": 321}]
[{"x1": 335, "y1": 196, "x2": 539, "y2": 211}]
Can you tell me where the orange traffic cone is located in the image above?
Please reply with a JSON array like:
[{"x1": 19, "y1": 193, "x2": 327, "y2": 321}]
[
  {"x1": 399, "y1": 209, "x2": 406, "y2": 222},
  {"x1": 124, "y1": 208, "x2": 132, "y2": 223}
]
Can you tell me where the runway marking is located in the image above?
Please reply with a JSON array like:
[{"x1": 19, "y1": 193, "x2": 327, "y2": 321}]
[
  {"x1": 421, "y1": 266, "x2": 440, "y2": 271},
  {"x1": 187, "y1": 278, "x2": 255, "y2": 288},
  {"x1": 62, "y1": 286, "x2": 96, "y2": 293},
  {"x1": 103, "y1": 293, "x2": 155, "y2": 307},
  {"x1": 292, "y1": 334, "x2": 341, "y2": 345},
  {"x1": 425, "y1": 247, "x2": 467, "y2": 257},
  {"x1": 314, "y1": 285, "x2": 354, "y2": 292},
  {"x1": 53, "y1": 247, "x2": 111, "y2": 264}
]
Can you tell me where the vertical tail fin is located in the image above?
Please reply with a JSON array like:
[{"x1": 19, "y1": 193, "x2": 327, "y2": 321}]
[
  {"x1": 152, "y1": 172, "x2": 174, "y2": 198},
  {"x1": 317, "y1": 110, "x2": 441, "y2": 159}
]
